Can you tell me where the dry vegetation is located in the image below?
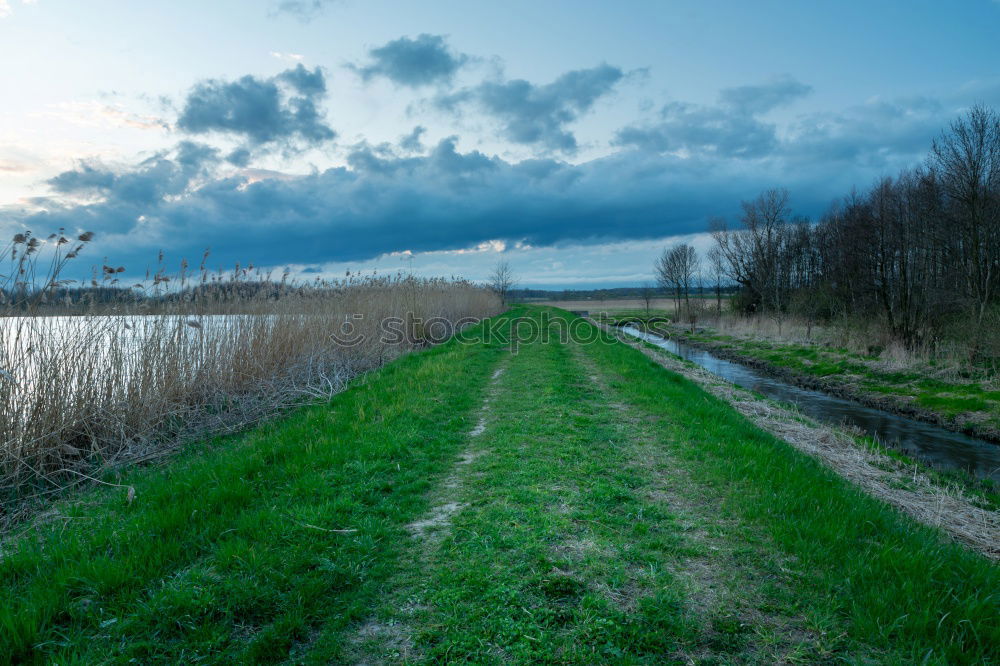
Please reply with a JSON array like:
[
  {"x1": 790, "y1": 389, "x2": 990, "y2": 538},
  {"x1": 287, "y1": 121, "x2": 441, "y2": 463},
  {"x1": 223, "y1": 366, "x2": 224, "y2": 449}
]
[
  {"x1": 680, "y1": 306, "x2": 990, "y2": 372},
  {"x1": 0, "y1": 231, "x2": 500, "y2": 517}
]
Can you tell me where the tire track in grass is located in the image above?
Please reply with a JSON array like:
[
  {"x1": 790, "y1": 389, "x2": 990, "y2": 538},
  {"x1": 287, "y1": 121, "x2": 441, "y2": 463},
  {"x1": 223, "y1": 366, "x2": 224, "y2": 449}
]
[
  {"x1": 337, "y1": 327, "x2": 661, "y2": 662},
  {"x1": 578, "y1": 316, "x2": 999, "y2": 663},
  {"x1": 568, "y1": 340, "x2": 828, "y2": 663},
  {"x1": 343, "y1": 360, "x2": 511, "y2": 664},
  {"x1": 308, "y1": 309, "x2": 995, "y2": 664},
  {"x1": 405, "y1": 364, "x2": 508, "y2": 542},
  {"x1": 345, "y1": 310, "x2": 828, "y2": 663}
]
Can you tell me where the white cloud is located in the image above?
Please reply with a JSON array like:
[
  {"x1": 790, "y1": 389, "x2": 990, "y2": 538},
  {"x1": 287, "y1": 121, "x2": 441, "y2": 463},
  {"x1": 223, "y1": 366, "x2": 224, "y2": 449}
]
[
  {"x1": 270, "y1": 51, "x2": 305, "y2": 62},
  {"x1": 0, "y1": 160, "x2": 32, "y2": 173},
  {"x1": 32, "y1": 101, "x2": 168, "y2": 131},
  {"x1": 0, "y1": 0, "x2": 36, "y2": 19}
]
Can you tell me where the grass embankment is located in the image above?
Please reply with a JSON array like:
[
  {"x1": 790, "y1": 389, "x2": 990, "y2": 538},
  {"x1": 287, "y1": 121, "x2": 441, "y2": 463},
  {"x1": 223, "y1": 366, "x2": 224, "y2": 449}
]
[
  {"x1": 1, "y1": 307, "x2": 997, "y2": 663},
  {"x1": 609, "y1": 314, "x2": 1000, "y2": 442}
]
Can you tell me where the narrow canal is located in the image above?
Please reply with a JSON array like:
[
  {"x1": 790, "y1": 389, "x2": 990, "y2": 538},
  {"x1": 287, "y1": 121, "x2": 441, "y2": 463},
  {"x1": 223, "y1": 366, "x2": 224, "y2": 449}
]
[{"x1": 622, "y1": 326, "x2": 1000, "y2": 482}]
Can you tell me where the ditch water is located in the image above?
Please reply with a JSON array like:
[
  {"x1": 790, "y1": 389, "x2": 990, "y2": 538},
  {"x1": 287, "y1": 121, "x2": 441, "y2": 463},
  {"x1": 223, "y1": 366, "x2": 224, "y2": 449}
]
[{"x1": 621, "y1": 326, "x2": 1000, "y2": 482}]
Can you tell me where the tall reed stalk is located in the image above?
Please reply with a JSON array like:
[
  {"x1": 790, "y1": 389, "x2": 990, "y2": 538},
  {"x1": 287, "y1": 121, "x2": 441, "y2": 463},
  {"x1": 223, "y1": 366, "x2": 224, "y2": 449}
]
[{"x1": 0, "y1": 232, "x2": 501, "y2": 519}]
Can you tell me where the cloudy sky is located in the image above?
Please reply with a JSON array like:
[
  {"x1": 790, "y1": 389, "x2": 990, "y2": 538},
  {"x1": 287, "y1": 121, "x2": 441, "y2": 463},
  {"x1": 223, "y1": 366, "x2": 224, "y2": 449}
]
[{"x1": 2, "y1": 0, "x2": 999, "y2": 288}]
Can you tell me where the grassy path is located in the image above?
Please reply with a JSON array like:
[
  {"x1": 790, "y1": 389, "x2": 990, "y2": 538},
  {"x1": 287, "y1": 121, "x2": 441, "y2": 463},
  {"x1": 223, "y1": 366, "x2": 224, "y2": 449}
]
[
  {"x1": 346, "y1": 322, "x2": 815, "y2": 663},
  {"x1": 1, "y1": 307, "x2": 997, "y2": 663}
]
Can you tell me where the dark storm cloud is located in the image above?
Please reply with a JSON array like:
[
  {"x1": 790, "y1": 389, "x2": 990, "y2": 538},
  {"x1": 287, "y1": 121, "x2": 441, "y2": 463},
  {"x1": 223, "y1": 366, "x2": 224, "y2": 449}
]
[
  {"x1": 618, "y1": 91, "x2": 945, "y2": 168},
  {"x1": 615, "y1": 78, "x2": 947, "y2": 170},
  {"x1": 616, "y1": 93, "x2": 946, "y2": 169},
  {"x1": 39, "y1": 142, "x2": 220, "y2": 233},
  {"x1": 718, "y1": 77, "x2": 813, "y2": 115},
  {"x1": 399, "y1": 125, "x2": 427, "y2": 152},
  {"x1": 47, "y1": 163, "x2": 117, "y2": 193},
  {"x1": 176, "y1": 65, "x2": 334, "y2": 160},
  {"x1": 48, "y1": 158, "x2": 183, "y2": 206},
  {"x1": 15, "y1": 135, "x2": 851, "y2": 277},
  {"x1": 272, "y1": 0, "x2": 337, "y2": 22},
  {"x1": 277, "y1": 63, "x2": 327, "y2": 96},
  {"x1": 616, "y1": 102, "x2": 780, "y2": 158},
  {"x1": 782, "y1": 96, "x2": 946, "y2": 168},
  {"x1": 175, "y1": 141, "x2": 221, "y2": 173},
  {"x1": 615, "y1": 77, "x2": 812, "y2": 159},
  {"x1": 225, "y1": 147, "x2": 253, "y2": 167},
  {"x1": 439, "y1": 64, "x2": 625, "y2": 153},
  {"x1": 9, "y1": 68, "x2": 969, "y2": 280},
  {"x1": 350, "y1": 34, "x2": 469, "y2": 88}
]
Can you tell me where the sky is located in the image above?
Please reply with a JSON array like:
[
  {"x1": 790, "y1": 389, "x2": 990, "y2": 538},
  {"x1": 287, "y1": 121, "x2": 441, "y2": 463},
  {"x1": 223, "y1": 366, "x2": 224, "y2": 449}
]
[{"x1": 2, "y1": 0, "x2": 999, "y2": 289}]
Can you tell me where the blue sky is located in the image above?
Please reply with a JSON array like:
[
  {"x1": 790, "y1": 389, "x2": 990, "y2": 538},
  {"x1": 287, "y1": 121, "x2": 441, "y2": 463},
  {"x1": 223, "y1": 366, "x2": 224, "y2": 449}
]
[{"x1": 2, "y1": 0, "x2": 999, "y2": 288}]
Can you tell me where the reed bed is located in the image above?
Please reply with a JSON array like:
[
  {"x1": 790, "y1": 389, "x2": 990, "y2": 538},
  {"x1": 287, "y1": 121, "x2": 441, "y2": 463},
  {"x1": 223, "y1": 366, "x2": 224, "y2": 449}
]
[{"x1": 0, "y1": 232, "x2": 501, "y2": 520}]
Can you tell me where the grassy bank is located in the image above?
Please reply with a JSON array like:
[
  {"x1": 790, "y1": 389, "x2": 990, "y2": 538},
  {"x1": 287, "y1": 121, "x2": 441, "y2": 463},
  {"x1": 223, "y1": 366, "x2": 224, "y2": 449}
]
[
  {"x1": 605, "y1": 313, "x2": 1000, "y2": 443},
  {"x1": 1, "y1": 307, "x2": 997, "y2": 663}
]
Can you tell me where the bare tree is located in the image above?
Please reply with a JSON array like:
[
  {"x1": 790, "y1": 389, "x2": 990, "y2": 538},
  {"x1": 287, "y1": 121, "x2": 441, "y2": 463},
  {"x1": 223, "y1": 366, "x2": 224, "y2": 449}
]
[
  {"x1": 655, "y1": 246, "x2": 682, "y2": 312},
  {"x1": 930, "y1": 104, "x2": 1000, "y2": 343},
  {"x1": 639, "y1": 282, "x2": 655, "y2": 315},
  {"x1": 702, "y1": 107, "x2": 1000, "y2": 354},
  {"x1": 710, "y1": 189, "x2": 795, "y2": 333},
  {"x1": 679, "y1": 245, "x2": 700, "y2": 310},
  {"x1": 707, "y1": 244, "x2": 725, "y2": 315},
  {"x1": 488, "y1": 260, "x2": 517, "y2": 306},
  {"x1": 655, "y1": 243, "x2": 699, "y2": 317}
]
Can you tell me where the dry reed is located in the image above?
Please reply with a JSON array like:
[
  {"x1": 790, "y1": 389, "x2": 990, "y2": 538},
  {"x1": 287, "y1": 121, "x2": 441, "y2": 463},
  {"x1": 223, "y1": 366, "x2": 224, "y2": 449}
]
[{"x1": 0, "y1": 232, "x2": 501, "y2": 520}]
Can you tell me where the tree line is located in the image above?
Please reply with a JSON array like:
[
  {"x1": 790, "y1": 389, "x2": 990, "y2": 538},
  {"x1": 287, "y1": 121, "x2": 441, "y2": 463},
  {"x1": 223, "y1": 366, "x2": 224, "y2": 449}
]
[{"x1": 657, "y1": 105, "x2": 1000, "y2": 359}]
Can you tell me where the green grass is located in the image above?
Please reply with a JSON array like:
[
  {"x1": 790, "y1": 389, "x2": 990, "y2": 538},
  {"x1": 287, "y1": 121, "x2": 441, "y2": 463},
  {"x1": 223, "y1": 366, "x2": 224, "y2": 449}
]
[
  {"x1": 0, "y1": 313, "x2": 516, "y2": 663},
  {"x1": 575, "y1": 315, "x2": 998, "y2": 663},
  {"x1": 0, "y1": 307, "x2": 997, "y2": 664},
  {"x1": 623, "y1": 326, "x2": 1000, "y2": 512}
]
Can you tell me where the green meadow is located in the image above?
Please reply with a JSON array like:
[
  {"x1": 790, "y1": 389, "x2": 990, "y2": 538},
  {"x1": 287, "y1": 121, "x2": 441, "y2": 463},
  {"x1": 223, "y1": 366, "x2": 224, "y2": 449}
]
[{"x1": 1, "y1": 307, "x2": 996, "y2": 664}]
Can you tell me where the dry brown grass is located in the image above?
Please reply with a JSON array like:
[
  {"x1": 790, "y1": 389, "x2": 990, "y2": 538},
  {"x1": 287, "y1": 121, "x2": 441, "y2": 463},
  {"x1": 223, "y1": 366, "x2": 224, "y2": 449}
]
[
  {"x1": 0, "y1": 232, "x2": 501, "y2": 512},
  {"x1": 689, "y1": 311, "x2": 992, "y2": 382}
]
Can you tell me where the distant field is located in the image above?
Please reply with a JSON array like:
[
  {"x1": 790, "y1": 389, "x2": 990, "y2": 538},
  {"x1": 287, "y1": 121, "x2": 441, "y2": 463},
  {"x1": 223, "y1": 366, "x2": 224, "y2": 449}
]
[{"x1": 529, "y1": 298, "x2": 677, "y2": 312}]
